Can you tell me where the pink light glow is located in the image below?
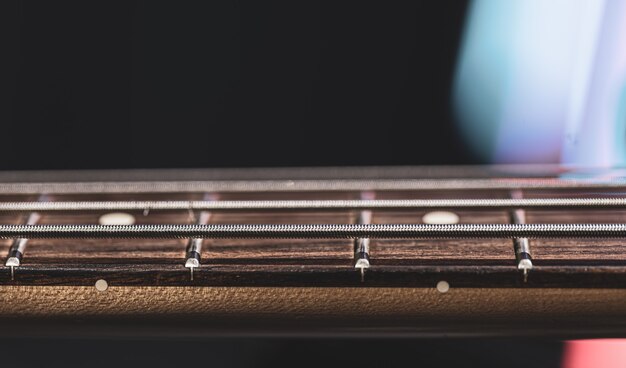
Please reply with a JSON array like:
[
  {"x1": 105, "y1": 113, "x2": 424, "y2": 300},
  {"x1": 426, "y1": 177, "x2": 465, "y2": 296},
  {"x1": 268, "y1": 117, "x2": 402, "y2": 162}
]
[{"x1": 563, "y1": 339, "x2": 626, "y2": 368}]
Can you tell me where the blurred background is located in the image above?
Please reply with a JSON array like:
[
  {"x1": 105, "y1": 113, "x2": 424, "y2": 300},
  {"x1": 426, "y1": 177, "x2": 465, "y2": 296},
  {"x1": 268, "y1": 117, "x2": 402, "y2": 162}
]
[
  {"x1": 3, "y1": 0, "x2": 626, "y2": 367},
  {"x1": 4, "y1": 0, "x2": 469, "y2": 169},
  {"x1": 4, "y1": 1, "x2": 626, "y2": 170}
]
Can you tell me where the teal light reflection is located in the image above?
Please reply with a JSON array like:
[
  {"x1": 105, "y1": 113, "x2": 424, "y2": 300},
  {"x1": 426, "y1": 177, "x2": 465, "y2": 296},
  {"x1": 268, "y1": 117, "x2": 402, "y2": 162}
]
[{"x1": 453, "y1": 0, "x2": 626, "y2": 167}]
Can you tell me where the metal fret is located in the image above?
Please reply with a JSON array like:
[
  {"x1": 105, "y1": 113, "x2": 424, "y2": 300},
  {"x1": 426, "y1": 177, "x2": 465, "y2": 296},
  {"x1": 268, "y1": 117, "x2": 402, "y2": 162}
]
[
  {"x1": 4, "y1": 195, "x2": 47, "y2": 280},
  {"x1": 184, "y1": 194, "x2": 217, "y2": 281},
  {"x1": 509, "y1": 190, "x2": 533, "y2": 283},
  {"x1": 5, "y1": 212, "x2": 40, "y2": 280},
  {"x1": 354, "y1": 192, "x2": 374, "y2": 282},
  {"x1": 1, "y1": 223, "x2": 626, "y2": 239},
  {"x1": 3, "y1": 197, "x2": 626, "y2": 212}
]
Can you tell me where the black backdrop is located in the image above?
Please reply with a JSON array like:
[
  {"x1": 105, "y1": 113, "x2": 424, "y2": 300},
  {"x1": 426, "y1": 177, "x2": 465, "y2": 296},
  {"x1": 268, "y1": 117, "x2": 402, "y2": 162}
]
[{"x1": 4, "y1": 0, "x2": 472, "y2": 170}]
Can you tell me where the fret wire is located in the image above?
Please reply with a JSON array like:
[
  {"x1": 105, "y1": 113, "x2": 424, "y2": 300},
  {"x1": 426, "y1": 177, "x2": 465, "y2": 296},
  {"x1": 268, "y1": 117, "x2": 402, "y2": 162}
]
[
  {"x1": 509, "y1": 190, "x2": 533, "y2": 282},
  {"x1": 5, "y1": 212, "x2": 41, "y2": 280},
  {"x1": 2, "y1": 223, "x2": 626, "y2": 239},
  {"x1": 3, "y1": 197, "x2": 626, "y2": 211},
  {"x1": 184, "y1": 193, "x2": 217, "y2": 281},
  {"x1": 354, "y1": 191, "x2": 374, "y2": 281}
]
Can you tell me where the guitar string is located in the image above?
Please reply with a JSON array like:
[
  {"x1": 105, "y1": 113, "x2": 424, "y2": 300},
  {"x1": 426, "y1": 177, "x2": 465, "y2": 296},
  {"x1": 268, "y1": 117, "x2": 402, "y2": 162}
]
[
  {"x1": 0, "y1": 177, "x2": 626, "y2": 194},
  {"x1": 2, "y1": 197, "x2": 626, "y2": 211},
  {"x1": 1, "y1": 223, "x2": 626, "y2": 239}
]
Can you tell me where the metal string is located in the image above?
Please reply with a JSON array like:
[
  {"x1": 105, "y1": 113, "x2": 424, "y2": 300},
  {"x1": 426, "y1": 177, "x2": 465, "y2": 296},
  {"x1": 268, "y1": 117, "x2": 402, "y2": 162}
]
[
  {"x1": 2, "y1": 197, "x2": 626, "y2": 211},
  {"x1": 1, "y1": 223, "x2": 626, "y2": 239},
  {"x1": 1, "y1": 178, "x2": 626, "y2": 194}
]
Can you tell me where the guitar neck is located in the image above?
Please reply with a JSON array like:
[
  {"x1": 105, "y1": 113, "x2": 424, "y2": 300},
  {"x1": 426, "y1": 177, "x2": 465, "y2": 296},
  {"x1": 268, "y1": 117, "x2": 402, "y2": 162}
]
[{"x1": 2, "y1": 166, "x2": 626, "y2": 337}]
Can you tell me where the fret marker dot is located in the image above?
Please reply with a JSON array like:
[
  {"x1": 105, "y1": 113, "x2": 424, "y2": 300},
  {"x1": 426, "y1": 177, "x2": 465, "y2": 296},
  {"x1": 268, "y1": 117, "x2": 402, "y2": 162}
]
[
  {"x1": 422, "y1": 211, "x2": 460, "y2": 224},
  {"x1": 95, "y1": 279, "x2": 108, "y2": 292},
  {"x1": 437, "y1": 281, "x2": 450, "y2": 293},
  {"x1": 99, "y1": 212, "x2": 135, "y2": 225}
]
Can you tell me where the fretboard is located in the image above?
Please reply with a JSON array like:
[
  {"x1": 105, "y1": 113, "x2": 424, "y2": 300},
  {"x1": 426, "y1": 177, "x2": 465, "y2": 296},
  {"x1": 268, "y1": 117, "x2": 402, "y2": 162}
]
[{"x1": 2, "y1": 166, "x2": 626, "y2": 289}]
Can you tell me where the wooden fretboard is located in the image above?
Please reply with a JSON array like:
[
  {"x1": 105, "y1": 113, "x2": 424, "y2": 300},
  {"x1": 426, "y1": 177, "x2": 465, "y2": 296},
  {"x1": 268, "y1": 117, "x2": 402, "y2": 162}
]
[{"x1": 1, "y1": 166, "x2": 626, "y2": 289}]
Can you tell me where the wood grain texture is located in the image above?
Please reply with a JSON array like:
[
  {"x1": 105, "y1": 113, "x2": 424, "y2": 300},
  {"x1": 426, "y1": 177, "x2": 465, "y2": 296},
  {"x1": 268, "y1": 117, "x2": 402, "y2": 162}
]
[
  {"x1": 1, "y1": 286, "x2": 625, "y2": 319},
  {"x1": 2, "y1": 286, "x2": 626, "y2": 337},
  {"x1": 526, "y1": 210, "x2": 626, "y2": 262}
]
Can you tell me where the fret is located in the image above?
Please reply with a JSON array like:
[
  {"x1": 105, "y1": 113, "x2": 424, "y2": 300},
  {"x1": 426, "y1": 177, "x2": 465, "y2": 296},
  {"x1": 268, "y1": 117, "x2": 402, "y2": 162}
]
[
  {"x1": 509, "y1": 190, "x2": 532, "y2": 283},
  {"x1": 511, "y1": 210, "x2": 532, "y2": 282},
  {"x1": 184, "y1": 212, "x2": 211, "y2": 281},
  {"x1": 4, "y1": 195, "x2": 48, "y2": 280},
  {"x1": 184, "y1": 194, "x2": 217, "y2": 281},
  {"x1": 5, "y1": 212, "x2": 41, "y2": 280},
  {"x1": 354, "y1": 192, "x2": 374, "y2": 282}
]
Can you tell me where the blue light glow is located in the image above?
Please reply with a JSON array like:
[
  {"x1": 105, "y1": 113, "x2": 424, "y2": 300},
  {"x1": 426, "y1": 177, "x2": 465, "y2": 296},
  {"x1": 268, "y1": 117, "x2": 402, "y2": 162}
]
[{"x1": 454, "y1": 0, "x2": 626, "y2": 166}]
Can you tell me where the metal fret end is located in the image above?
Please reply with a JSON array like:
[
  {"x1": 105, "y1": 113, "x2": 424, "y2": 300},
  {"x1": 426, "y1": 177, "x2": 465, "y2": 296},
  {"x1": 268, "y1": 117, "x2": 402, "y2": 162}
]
[
  {"x1": 518, "y1": 257, "x2": 533, "y2": 283},
  {"x1": 523, "y1": 268, "x2": 528, "y2": 283},
  {"x1": 355, "y1": 258, "x2": 370, "y2": 270},
  {"x1": 185, "y1": 258, "x2": 200, "y2": 269},
  {"x1": 5, "y1": 257, "x2": 20, "y2": 268},
  {"x1": 185, "y1": 258, "x2": 199, "y2": 281},
  {"x1": 355, "y1": 257, "x2": 369, "y2": 282},
  {"x1": 185, "y1": 237, "x2": 204, "y2": 281},
  {"x1": 517, "y1": 258, "x2": 533, "y2": 271}
]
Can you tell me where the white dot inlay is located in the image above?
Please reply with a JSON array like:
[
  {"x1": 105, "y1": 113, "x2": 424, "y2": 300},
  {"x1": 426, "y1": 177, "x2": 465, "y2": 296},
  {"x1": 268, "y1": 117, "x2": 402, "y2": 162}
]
[
  {"x1": 436, "y1": 280, "x2": 450, "y2": 293},
  {"x1": 422, "y1": 211, "x2": 460, "y2": 225},
  {"x1": 99, "y1": 212, "x2": 136, "y2": 226},
  {"x1": 95, "y1": 279, "x2": 108, "y2": 292}
]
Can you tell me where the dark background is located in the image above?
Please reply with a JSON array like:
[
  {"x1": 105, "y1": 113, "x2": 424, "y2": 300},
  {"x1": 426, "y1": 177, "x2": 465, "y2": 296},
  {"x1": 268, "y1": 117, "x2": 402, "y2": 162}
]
[
  {"x1": 3, "y1": 0, "x2": 472, "y2": 170},
  {"x1": 1, "y1": 1, "x2": 564, "y2": 367},
  {"x1": 1, "y1": 338, "x2": 563, "y2": 368}
]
